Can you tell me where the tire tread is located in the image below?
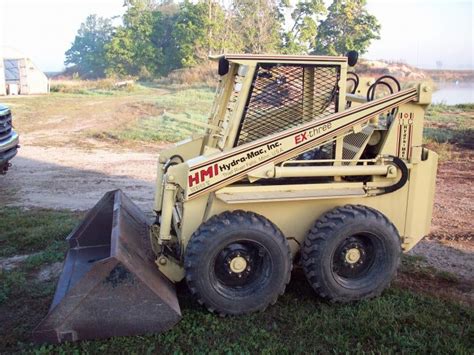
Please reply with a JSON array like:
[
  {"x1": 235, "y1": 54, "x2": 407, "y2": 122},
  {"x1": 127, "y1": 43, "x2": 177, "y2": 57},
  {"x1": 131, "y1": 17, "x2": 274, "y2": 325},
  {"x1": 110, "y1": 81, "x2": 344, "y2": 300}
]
[{"x1": 302, "y1": 204, "x2": 401, "y2": 303}]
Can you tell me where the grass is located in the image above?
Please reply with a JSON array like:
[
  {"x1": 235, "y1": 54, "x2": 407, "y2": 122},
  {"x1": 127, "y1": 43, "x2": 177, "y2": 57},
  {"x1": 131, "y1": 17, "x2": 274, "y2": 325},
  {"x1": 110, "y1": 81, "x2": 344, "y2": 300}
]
[
  {"x1": 0, "y1": 208, "x2": 472, "y2": 353},
  {"x1": 422, "y1": 103, "x2": 474, "y2": 161},
  {"x1": 0, "y1": 207, "x2": 81, "y2": 311},
  {"x1": 0, "y1": 207, "x2": 81, "y2": 258},
  {"x1": 424, "y1": 103, "x2": 473, "y2": 145},
  {"x1": 2, "y1": 82, "x2": 216, "y2": 148},
  {"x1": 115, "y1": 87, "x2": 215, "y2": 143}
]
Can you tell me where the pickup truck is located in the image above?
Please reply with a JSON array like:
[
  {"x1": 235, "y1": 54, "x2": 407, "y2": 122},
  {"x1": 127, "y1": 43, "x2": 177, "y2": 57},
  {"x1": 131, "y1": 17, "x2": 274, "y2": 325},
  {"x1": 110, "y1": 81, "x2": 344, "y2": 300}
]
[{"x1": 0, "y1": 104, "x2": 19, "y2": 174}]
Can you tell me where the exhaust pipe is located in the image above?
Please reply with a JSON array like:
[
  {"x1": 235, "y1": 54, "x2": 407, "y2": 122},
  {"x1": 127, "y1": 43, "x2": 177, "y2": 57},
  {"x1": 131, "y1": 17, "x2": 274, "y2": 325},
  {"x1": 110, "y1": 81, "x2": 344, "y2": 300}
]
[{"x1": 33, "y1": 190, "x2": 181, "y2": 343}]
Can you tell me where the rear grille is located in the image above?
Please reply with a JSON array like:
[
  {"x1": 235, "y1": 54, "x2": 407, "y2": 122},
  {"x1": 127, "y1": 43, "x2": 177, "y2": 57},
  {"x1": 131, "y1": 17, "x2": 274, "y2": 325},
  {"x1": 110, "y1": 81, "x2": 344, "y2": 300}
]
[
  {"x1": 236, "y1": 64, "x2": 340, "y2": 146},
  {"x1": 0, "y1": 112, "x2": 13, "y2": 142}
]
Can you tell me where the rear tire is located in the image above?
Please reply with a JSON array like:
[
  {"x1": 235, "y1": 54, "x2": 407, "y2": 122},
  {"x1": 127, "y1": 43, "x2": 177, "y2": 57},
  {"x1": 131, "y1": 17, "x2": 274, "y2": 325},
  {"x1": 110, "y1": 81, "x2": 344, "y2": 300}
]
[
  {"x1": 185, "y1": 210, "x2": 292, "y2": 315},
  {"x1": 302, "y1": 205, "x2": 401, "y2": 302}
]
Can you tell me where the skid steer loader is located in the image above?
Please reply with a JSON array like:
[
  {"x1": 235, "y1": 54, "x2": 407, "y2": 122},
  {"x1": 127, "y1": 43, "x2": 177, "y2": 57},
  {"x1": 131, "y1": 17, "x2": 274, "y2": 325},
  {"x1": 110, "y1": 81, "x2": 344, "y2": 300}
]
[{"x1": 34, "y1": 53, "x2": 438, "y2": 343}]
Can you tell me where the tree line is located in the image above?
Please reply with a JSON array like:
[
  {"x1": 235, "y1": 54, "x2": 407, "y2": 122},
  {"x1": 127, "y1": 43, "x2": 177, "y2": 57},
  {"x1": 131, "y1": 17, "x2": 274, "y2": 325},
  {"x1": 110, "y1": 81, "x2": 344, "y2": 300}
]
[{"x1": 65, "y1": 0, "x2": 380, "y2": 79}]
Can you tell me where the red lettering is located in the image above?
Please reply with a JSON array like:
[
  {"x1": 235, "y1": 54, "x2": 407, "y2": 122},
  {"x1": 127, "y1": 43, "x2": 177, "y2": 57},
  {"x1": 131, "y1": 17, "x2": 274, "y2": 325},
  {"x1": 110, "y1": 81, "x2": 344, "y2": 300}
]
[
  {"x1": 189, "y1": 164, "x2": 219, "y2": 188},
  {"x1": 200, "y1": 165, "x2": 214, "y2": 181},
  {"x1": 295, "y1": 132, "x2": 308, "y2": 144},
  {"x1": 188, "y1": 172, "x2": 200, "y2": 187}
]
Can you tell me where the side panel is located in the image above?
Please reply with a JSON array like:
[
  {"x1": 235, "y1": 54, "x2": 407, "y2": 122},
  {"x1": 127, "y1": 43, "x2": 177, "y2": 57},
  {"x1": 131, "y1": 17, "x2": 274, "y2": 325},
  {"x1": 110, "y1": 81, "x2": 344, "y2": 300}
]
[
  {"x1": 403, "y1": 149, "x2": 438, "y2": 251},
  {"x1": 187, "y1": 186, "x2": 410, "y2": 255}
]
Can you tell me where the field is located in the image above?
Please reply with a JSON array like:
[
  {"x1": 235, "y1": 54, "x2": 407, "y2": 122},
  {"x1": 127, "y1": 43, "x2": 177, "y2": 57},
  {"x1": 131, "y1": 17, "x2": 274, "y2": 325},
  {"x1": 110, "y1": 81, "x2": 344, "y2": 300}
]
[{"x1": 0, "y1": 81, "x2": 473, "y2": 352}]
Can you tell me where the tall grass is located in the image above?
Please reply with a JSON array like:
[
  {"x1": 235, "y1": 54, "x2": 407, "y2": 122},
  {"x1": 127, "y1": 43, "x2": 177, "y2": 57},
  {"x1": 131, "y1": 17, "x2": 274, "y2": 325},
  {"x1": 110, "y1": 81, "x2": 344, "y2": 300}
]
[
  {"x1": 156, "y1": 63, "x2": 218, "y2": 88},
  {"x1": 50, "y1": 79, "x2": 138, "y2": 95}
]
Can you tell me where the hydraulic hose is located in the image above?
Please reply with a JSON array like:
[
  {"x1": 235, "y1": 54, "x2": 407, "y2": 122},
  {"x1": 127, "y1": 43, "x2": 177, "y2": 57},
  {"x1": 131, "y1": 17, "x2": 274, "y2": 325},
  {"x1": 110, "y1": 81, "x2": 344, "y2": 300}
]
[
  {"x1": 163, "y1": 154, "x2": 184, "y2": 173},
  {"x1": 376, "y1": 156, "x2": 408, "y2": 195}
]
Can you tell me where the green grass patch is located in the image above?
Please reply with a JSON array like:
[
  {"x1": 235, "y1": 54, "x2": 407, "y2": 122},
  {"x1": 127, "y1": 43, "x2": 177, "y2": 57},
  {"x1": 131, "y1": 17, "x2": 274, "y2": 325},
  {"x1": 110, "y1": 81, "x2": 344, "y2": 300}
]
[
  {"x1": 425, "y1": 103, "x2": 473, "y2": 127},
  {"x1": 0, "y1": 207, "x2": 82, "y2": 258},
  {"x1": 5, "y1": 271, "x2": 473, "y2": 353},
  {"x1": 115, "y1": 87, "x2": 215, "y2": 143},
  {"x1": 0, "y1": 208, "x2": 472, "y2": 353},
  {"x1": 424, "y1": 127, "x2": 473, "y2": 146}
]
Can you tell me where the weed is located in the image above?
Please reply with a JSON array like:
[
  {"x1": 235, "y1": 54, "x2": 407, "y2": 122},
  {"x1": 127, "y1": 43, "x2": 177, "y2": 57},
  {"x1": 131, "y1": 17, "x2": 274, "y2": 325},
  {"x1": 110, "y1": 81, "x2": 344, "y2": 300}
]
[
  {"x1": 423, "y1": 139, "x2": 452, "y2": 161},
  {"x1": 436, "y1": 270, "x2": 459, "y2": 283},
  {"x1": 23, "y1": 241, "x2": 68, "y2": 270},
  {"x1": 0, "y1": 270, "x2": 26, "y2": 304}
]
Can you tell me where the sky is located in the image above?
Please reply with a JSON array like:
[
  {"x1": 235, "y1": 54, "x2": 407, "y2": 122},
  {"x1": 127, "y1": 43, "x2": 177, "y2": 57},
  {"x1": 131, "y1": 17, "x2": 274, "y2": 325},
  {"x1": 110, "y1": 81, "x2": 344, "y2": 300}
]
[{"x1": 0, "y1": 0, "x2": 472, "y2": 72}]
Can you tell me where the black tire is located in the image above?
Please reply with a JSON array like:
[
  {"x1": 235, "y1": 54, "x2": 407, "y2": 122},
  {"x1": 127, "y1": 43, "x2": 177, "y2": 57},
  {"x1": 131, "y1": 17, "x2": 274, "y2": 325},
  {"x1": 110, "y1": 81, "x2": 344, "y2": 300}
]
[
  {"x1": 185, "y1": 210, "x2": 292, "y2": 315},
  {"x1": 302, "y1": 205, "x2": 401, "y2": 302}
]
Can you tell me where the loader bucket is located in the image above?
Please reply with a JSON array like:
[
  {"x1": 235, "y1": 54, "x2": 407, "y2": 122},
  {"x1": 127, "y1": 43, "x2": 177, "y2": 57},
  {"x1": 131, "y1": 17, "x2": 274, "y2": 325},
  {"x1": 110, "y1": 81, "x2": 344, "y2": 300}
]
[{"x1": 33, "y1": 190, "x2": 181, "y2": 343}]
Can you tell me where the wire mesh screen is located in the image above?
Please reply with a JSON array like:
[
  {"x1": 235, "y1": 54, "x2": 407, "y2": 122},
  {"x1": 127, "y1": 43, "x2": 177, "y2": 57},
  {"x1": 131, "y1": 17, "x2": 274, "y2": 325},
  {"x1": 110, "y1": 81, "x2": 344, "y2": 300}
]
[
  {"x1": 342, "y1": 126, "x2": 374, "y2": 165},
  {"x1": 236, "y1": 64, "x2": 340, "y2": 146}
]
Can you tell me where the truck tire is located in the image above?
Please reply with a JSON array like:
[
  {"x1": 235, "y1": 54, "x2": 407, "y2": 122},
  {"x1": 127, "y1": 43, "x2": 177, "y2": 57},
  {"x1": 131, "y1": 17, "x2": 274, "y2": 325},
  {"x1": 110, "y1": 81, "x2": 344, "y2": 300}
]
[
  {"x1": 185, "y1": 210, "x2": 292, "y2": 315},
  {"x1": 302, "y1": 205, "x2": 401, "y2": 302}
]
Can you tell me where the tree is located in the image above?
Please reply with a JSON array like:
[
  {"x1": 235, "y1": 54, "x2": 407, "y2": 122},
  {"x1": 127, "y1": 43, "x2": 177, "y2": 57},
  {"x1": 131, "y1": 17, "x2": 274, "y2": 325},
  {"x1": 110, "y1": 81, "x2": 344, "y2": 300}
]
[
  {"x1": 172, "y1": 1, "x2": 209, "y2": 67},
  {"x1": 105, "y1": 1, "x2": 171, "y2": 78},
  {"x1": 205, "y1": 1, "x2": 243, "y2": 55},
  {"x1": 231, "y1": 0, "x2": 281, "y2": 53},
  {"x1": 65, "y1": 15, "x2": 113, "y2": 78},
  {"x1": 281, "y1": 0, "x2": 326, "y2": 54},
  {"x1": 312, "y1": 0, "x2": 380, "y2": 56},
  {"x1": 171, "y1": 1, "x2": 242, "y2": 68}
]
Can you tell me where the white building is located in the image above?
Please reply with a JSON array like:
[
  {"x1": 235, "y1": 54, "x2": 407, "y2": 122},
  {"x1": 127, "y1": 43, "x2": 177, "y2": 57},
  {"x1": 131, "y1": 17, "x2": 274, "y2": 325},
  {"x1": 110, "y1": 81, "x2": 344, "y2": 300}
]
[{"x1": 0, "y1": 47, "x2": 49, "y2": 95}]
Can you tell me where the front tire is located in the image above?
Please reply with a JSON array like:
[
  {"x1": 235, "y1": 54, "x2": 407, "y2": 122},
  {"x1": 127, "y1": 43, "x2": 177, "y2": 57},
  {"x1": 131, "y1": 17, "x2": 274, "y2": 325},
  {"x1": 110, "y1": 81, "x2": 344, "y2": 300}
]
[
  {"x1": 302, "y1": 205, "x2": 401, "y2": 302},
  {"x1": 185, "y1": 211, "x2": 292, "y2": 315}
]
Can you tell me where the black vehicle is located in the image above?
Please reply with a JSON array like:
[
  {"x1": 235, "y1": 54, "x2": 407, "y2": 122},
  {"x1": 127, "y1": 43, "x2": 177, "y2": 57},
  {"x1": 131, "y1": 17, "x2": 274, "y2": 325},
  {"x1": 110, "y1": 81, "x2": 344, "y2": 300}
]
[{"x1": 0, "y1": 104, "x2": 19, "y2": 174}]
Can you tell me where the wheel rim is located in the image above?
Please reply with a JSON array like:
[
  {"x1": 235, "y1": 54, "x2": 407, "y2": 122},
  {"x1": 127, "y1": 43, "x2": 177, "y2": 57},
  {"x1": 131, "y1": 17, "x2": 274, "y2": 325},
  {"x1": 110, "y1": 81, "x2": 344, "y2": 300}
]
[
  {"x1": 331, "y1": 233, "x2": 382, "y2": 287},
  {"x1": 212, "y1": 240, "x2": 272, "y2": 297}
]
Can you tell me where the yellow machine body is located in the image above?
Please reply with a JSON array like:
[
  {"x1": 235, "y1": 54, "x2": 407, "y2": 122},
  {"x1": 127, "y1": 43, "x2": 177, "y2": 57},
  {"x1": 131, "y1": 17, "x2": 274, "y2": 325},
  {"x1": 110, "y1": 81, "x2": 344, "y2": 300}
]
[
  {"x1": 152, "y1": 54, "x2": 437, "y2": 282},
  {"x1": 36, "y1": 54, "x2": 437, "y2": 343}
]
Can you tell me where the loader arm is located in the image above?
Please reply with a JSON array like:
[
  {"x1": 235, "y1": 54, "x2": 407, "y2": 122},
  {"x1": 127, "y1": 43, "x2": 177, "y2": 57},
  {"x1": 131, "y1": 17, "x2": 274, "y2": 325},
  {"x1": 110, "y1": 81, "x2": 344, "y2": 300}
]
[{"x1": 172, "y1": 87, "x2": 418, "y2": 200}]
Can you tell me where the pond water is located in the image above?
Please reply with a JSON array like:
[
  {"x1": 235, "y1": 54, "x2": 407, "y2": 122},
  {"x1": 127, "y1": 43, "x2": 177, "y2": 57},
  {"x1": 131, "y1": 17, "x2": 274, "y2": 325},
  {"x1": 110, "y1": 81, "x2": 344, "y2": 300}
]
[{"x1": 432, "y1": 82, "x2": 474, "y2": 105}]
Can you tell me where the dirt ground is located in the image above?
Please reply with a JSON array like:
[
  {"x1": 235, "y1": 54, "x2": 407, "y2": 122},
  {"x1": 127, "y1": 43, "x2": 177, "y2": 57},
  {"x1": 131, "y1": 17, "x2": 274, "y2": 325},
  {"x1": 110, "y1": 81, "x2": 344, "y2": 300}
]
[
  {"x1": 0, "y1": 143, "x2": 159, "y2": 211},
  {"x1": 0, "y1": 94, "x2": 472, "y2": 288}
]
